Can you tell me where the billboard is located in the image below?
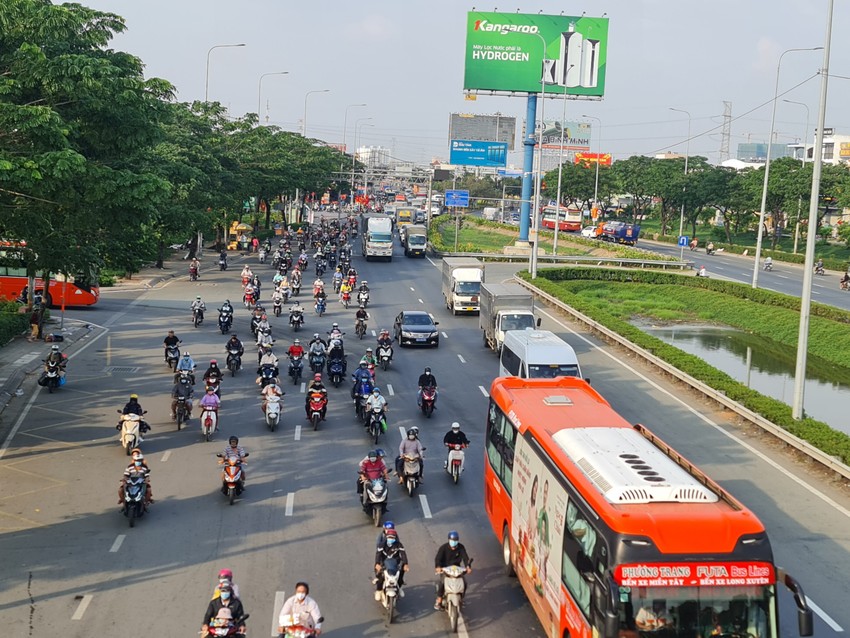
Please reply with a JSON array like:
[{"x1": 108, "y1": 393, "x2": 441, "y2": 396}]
[
  {"x1": 450, "y1": 139, "x2": 508, "y2": 167},
  {"x1": 449, "y1": 113, "x2": 517, "y2": 151},
  {"x1": 464, "y1": 12, "x2": 609, "y2": 97},
  {"x1": 574, "y1": 152, "x2": 612, "y2": 167},
  {"x1": 536, "y1": 120, "x2": 591, "y2": 150}
]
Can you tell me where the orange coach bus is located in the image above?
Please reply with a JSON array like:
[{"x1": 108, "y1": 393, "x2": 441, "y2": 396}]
[
  {"x1": 484, "y1": 376, "x2": 813, "y2": 638},
  {"x1": 0, "y1": 244, "x2": 99, "y2": 307},
  {"x1": 540, "y1": 205, "x2": 584, "y2": 233}
]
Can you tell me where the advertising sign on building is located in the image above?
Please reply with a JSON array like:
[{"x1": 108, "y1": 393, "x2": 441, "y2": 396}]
[
  {"x1": 449, "y1": 113, "x2": 517, "y2": 151},
  {"x1": 450, "y1": 139, "x2": 508, "y2": 167},
  {"x1": 574, "y1": 152, "x2": 612, "y2": 166},
  {"x1": 464, "y1": 12, "x2": 609, "y2": 97},
  {"x1": 840, "y1": 142, "x2": 850, "y2": 159},
  {"x1": 535, "y1": 120, "x2": 592, "y2": 150}
]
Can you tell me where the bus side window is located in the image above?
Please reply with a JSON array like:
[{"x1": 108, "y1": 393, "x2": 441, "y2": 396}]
[
  {"x1": 562, "y1": 499, "x2": 601, "y2": 619},
  {"x1": 485, "y1": 403, "x2": 517, "y2": 496}
]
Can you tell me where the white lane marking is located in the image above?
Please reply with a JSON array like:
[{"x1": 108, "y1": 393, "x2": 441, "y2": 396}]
[
  {"x1": 410, "y1": 286, "x2": 415, "y2": 291},
  {"x1": 160, "y1": 451, "x2": 171, "y2": 463},
  {"x1": 272, "y1": 591, "x2": 287, "y2": 636},
  {"x1": 285, "y1": 492, "x2": 294, "y2": 516},
  {"x1": 0, "y1": 323, "x2": 107, "y2": 462},
  {"x1": 426, "y1": 256, "x2": 439, "y2": 269},
  {"x1": 479, "y1": 385, "x2": 489, "y2": 398},
  {"x1": 371, "y1": 329, "x2": 376, "y2": 337},
  {"x1": 458, "y1": 612, "x2": 470, "y2": 637},
  {"x1": 294, "y1": 425, "x2": 302, "y2": 441},
  {"x1": 807, "y1": 597, "x2": 844, "y2": 632},
  {"x1": 419, "y1": 494, "x2": 433, "y2": 519},
  {"x1": 457, "y1": 354, "x2": 466, "y2": 364},
  {"x1": 273, "y1": 489, "x2": 284, "y2": 493},
  {"x1": 776, "y1": 275, "x2": 789, "y2": 280},
  {"x1": 15, "y1": 353, "x2": 38, "y2": 365},
  {"x1": 441, "y1": 331, "x2": 448, "y2": 338},
  {"x1": 71, "y1": 594, "x2": 93, "y2": 620},
  {"x1": 418, "y1": 298, "x2": 424, "y2": 304},
  {"x1": 536, "y1": 306, "x2": 850, "y2": 520},
  {"x1": 299, "y1": 382, "x2": 305, "y2": 393},
  {"x1": 387, "y1": 384, "x2": 394, "y2": 396},
  {"x1": 398, "y1": 426, "x2": 407, "y2": 441},
  {"x1": 109, "y1": 535, "x2": 126, "y2": 553}
]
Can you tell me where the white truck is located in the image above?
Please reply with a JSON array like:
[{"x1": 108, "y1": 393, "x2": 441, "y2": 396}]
[
  {"x1": 441, "y1": 257, "x2": 483, "y2": 315},
  {"x1": 403, "y1": 224, "x2": 427, "y2": 257},
  {"x1": 361, "y1": 214, "x2": 394, "y2": 261},
  {"x1": 479, "y1": 283, "x2": 538, "y2": 352}
]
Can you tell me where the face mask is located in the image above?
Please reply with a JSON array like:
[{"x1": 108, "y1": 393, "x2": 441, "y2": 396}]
[
  {"x1": 369, "y1": 458, "x2": 377, "y2": 463},
  {"x1": 387, "y1": 538, "x2": 396, "y2": 546},
  {"x1": 408, "y1": 435, "x2": 415, "y2": 440},
  {"x1": 133, "y1": 461, "x2": 142, "y2": 467},
  {"x1": 221, "y1": 592, "x2": 231, "y2": 600},
  {"x1": 296, "y1": 592, "x2": 306, "y2": 601},
  {"x1": 449, "y1": 540, "x2": 459, "y2": 548}
]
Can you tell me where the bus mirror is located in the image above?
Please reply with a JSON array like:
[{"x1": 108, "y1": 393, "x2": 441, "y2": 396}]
[
  {"x1": 604, "y1": 611, "x2": 619, "y2": 638},
  {"x1": 535, "y1": 317, "x2": 541, "y2": 327},
  {"x1": 798, "y1": 609, "x2": 813, "y2": 637}
]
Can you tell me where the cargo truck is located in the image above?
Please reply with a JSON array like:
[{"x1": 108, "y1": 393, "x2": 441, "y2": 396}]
[
  {"x1": 479, "y1": 283, "x2": 539, "y2": 352},
  {"x1": 361, "y1": 214, "x2": 394, "y2": 261},
  {"x1": 441, "y1": 257, "x2": 483, "y2": 315},
  {"x1": 403, "y1": 225, "x2": 427, "y2": 257}
]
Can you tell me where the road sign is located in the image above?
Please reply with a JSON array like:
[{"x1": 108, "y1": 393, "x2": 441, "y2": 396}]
[
  {"x1": 449, "y1": 139, "x2": 508, "y2": 167},
  {"x1": 678, "y1": 236, "x2": 689, "y2": 247},
  {"x1": 445, "y1": 190, "x2": 470, "y2": 208}
]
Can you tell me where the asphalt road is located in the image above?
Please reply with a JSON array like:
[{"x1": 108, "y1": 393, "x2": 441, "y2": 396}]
[{"x1": 1, "y1": 231, "x2": 849, "y2": 637}]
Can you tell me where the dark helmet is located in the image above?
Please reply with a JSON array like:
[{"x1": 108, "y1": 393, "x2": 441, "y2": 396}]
[
  {"x1": 228, "y1": 436, "x2": 239, "y2": 445},
  {"x1": 448, "y1": 530, "x2": 459, "y2": 541}
]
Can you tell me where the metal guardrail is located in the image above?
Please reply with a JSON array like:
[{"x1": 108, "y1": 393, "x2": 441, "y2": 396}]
[
  {"x1": 427, "y1": 246, "x2": 692, "y2": 270},
  {"x1": 514, "y1": 276, "x2": 850, "y2": 482}
]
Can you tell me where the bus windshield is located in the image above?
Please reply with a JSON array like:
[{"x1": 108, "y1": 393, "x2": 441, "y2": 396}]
[
  {"x1": 527, "y1": 363, "x2": 580, "y2": 378},
  {"x1": 619, "y1": 585, "x2": 775, "y2": 638}
]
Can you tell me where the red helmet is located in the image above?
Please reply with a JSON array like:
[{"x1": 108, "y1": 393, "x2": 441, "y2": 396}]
[
  {"x1": 218, "y1": 568, "x2": 233, "y2": 579},
  {"x1": 314, "y1": 373, "x2": 322, "y2": 381}
]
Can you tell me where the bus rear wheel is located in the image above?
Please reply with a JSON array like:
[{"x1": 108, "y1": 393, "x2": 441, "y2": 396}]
[{"x1": 502, "y1": 525, "x2": 515, "y2": 577}]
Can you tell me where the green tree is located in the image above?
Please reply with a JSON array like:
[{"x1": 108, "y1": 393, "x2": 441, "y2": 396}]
[{"x1": 611, "y1": 156, "x2": 656, "y2": 224}]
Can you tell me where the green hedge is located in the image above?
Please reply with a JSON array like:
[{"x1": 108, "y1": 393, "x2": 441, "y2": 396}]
[
  {"x1": 0, "y1": 301, "x2": 28, "y2": 345},
  {"x1": 519, "y1": 268, "x2": 850, "y2": 465}
]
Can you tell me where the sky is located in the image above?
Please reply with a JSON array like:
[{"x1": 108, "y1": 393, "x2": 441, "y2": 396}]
[{"x1": 82, "y1": 0, "x2": 850, "y2": 168}]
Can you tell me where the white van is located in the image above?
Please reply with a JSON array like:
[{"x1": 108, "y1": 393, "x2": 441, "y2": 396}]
[{"x1": 498, "y1": 329, "x2": 583, "y2": 379}]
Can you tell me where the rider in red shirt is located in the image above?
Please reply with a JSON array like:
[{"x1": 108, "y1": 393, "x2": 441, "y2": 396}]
[{"x1": 287, "y1": 340, "x2": 305, "y2": 359}]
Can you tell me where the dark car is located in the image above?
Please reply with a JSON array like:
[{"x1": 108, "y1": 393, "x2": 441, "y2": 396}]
[{"x1": 394, "y1": 310, "x2": 440, "y2": 347}]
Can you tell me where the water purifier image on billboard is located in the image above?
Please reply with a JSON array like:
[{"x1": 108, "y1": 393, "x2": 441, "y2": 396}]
[{"x1": 464, "y1": 12, "x2": 608, "y2": 97}]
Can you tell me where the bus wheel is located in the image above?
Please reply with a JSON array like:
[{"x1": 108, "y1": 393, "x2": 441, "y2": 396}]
[{"x1": 502, "y1": 525, "x2": 515, "y2": 577}]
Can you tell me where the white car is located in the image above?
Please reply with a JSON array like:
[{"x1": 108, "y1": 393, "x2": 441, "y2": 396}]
[{"x1": 580, "y1": 226, "x2": 597, "y2": 238}]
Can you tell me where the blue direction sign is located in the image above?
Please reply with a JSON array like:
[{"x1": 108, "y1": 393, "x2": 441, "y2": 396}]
[
  {"x1": 450, "y1": 139, "x2": 508, "y2": 168},
  {"x1": 678, "y1": 235, "x2": 689, "y2": 247},
  {"x1": 445, "y1": 190, "x2": 470, "y2": 208}
]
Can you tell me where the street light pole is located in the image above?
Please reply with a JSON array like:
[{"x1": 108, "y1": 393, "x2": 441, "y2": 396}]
[
  {"x1": 793, "y1": 0, "x2": 835, "y2": 420},
  {"x1": 783, "y1": 99, "x2": 810, "y2": 254},
  {"x1": 752, "y1": 46, "x2": 822, "y2": 288},
  {"x1": 257, "y1": 72, "x2": 288, "y2": 124},
  {"x1": 530, "y1": 32, "x2": 547, "y2": 279},
  {"x1": 342, "y1": 103, "x2": 367, "y2": 177},
  {"x1": 205, "y1": 43, "x2": 246, "y2": 102},
  {"x1": 583, "y1": 114, "x2": 602, "y2": 217},
  {"x1": 552, "y1": 65, "x2": 575, "y2": 255},
  {"x1": 669, "y1": 108, "x2": 691, "y2": 261},
  {"x1": 303, "y1": 89, "x2": 330, "y2": 137},
  {"x1": 352, "y1": 117, "x2": 373, "y2": 211}
]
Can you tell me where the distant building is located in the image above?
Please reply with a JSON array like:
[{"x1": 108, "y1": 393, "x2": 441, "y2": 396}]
[
  {"x1": 355, "y1": 146, "x2": 390, "y2": 167},
  {"x1": 788, "y1": 132, "x2": 850, "y2": 166},
  {"x1": 735, "y1": 142, "x2": 789, "y2": 163}
]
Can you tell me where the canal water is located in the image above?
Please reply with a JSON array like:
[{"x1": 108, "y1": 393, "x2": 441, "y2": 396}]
[{"x1": 641, "y1": 324, "x2": 850, "y2": 435}]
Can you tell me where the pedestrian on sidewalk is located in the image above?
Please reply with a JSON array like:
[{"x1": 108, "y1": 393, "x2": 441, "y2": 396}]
[
  {"x1": 251, "y1": 237, "x2": 259, "y2": 253},
  {"x1": 28, "y1": 307, "x2": 40, "y2": 342}
]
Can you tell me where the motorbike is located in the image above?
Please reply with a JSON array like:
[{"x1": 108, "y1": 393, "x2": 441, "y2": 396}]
[
  {"x1": 315, "y1": 297, "x2": 326, "y2": 316},
  {"x1": 278, "y1": 613, "x2": 317, "y2": 638},
  {"x1": 347, "y1": 274, "x2": 357, "y2": 288},
  {"x1": 358, "y1": 290, "x2": 370, "y2": 308},
  {"x1": 40, "y1": 360, "x2": 64, "y2": 393},
  {"x1": 377, "y1": 556, "x2": 402, "y2": 624},
  {"x1": 290, "y1": 309, "x2": 304, "y2": 331},
  {"x1": 272, "y1": 255, "x2": 281, "y2": 270},
  {"x1": 250, "y1": 315, "x2": 262, "y2": 337},
  {"x1": 308, "y1": 392, "x2": 327, "y2": 431},
  {"x1": 258, "y1": 249, "x2": 266, "y2": 264},
  {"x1": 420, "y1": 386, "x2": 437, "y2": 418},
  {"x1": 273, "y1": 297, "x2": 283, "y2": 317},
  {"x1": 175, "y1": 368, "x2": 195, "y2": 386},
  {"x1": 446, "y1": 443, "x2": 467, "y2": 484},
  {"x1": 815, "y1": 265, "x2": 826, "y2": 276},
  {"x1": 174, "y1": 395, "x2": 189, "y2": 429},
  {"x1": 205, "y1": 376, "x2": 222, "y2": 398},
  {"x1": 361, "y1": 476, "x2": 388, "y2": 526},
  {"x1": 315, "y1": 260, "x2": 326, "y2": 277},
  {"x1": 439, "y1": 561, "x2": 472, "y2": 632},
  {"x1": 264, "y1": 394, "x2": 281, "y2": 431},
  {"x1": 165, "y1": 343, "x2": 181, "y2": 371},
  {"x1": 341, "y1": 290, "x2": 351, "y2": 309},
  {"x1": 705, "y1": 246, "x2": 716, "y2": 256},
  {"x1": 309, "y1": 351, "x2": 326, "y2": 374},
  {"x1": 193, "y1": 307, "x2": 204, "y2": 328},
  {"x1": 218, "y1": 310, "x2": 233, "y2": 334},
  {"x1": 378, "y1": 345, "x2": 393, "y2": 371},
  {"x1": 259, "y1": 364, "x2": 278, "y2": 389},
  {"x1": 288, "y1": 355, "x2": 304, "y2": 385},
  {"x1": 328, "y1": 252, "x2": 337, "y2": 268},
  {"x1": 241, "y1": 274, "x2": 251, "y2": 286},
  {"x1": 291, "y1": 278, "x2": 301, "y2": 297},
  {"x1": 328, "y1": 356, "x2": 345, "y2": 388},
  {"x1": 216, "y1": 452, "x2": 248, "y2": 505},
  {"x1": 201, "y1": 406, "x2": 218, "y2": 442},
  {"x1": 218, "y1": 256, "x2": 227, "y2": 271},
  {"x1": 189, "y1": 265, "x2": 199, "y2": 281},
  {"x1": 122, "y1": 474, "x2": 147, "y2": 528},
  {"x1": 356, "y1": 318, "x2": 367, "y2": 340},
  {"x1": 763, "y1": 261, "x2": 773, "y2": 272},
  {"x1": 208, "y1": 613, "x2": 250, "y2": 637},
  {"x1": 117, "y1": 410, "x2": 147, "y2": 454},
  {"x1": 297, "y1": 256, "x2": 308, "y2": 272},
  {"x1": 243, "y1": 291, "x2": 255, "y2": 308},
  {"x1": 366, "y1": 405, "x2": 386, "y2": 444},
  {"x1": 355, "y1": 379, "x2": 373, "y2": 421},
  {"x1": 226, "y1": 348, "x2": 241, "y2": 377},
  {"x1": 401, "y1": 454, "x2": 421, "y2": 497},
  {"x1": 841, "y1": 278, "x2": 850, "y2": 291}
]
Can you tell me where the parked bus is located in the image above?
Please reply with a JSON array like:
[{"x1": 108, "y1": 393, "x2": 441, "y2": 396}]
[
  {"x1": 485, "y1": 376, "x2": 813, "y2": 638},
  {"x1": 0, "y1": 244, "x2": 99, "y2": 307},
  {"x1": 541, "y1": 205, "x2": 583, "y2": 232}
]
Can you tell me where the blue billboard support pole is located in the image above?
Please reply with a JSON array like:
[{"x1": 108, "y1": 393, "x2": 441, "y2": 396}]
[{"x1": 519, "y1": 93, "x2": 537, "y2": 243}]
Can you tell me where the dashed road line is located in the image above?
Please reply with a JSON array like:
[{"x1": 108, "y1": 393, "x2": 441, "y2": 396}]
[
  {"x1": 299, "y1": 382, "x2": 305, "y2": 393},
  {"x1": 441, "y1": 331, "x2": 448, "y2": 338},
  {"x1": 478, "y1": 385, "x2": 489, "y2": 398},
  {"x1": 71, "y1": 595, "x2": 93, "y2": 620},
  {"x1": 418, "y1": 298, "x2": 424, "y2": 304},
  {"x1": 457, "y1": 354, "x2": 466, "y2": 364},
  {"x1": 410, "y1": 287, "x2": 415, "y2": 291},
  {"x1": 371, "y1": 329, "x2": 376, "y2": 337},
  {"x1": 109, "y1": 535, "x2": 126, "y2": 553},
  {"x1": 387, "y1": 384, "x2": 394, "y2": 396},
  {"x1": 294, "y1": 425, "x2": 302, "y2": 441},
  {"x1": 160, "y1": 451, "x2": 171, "y2": 463},
  {"x1": 285, "y1": 492, "x2": 294, "y2": 516},
  {"x1": 419, "y1": 494, "x2": 433, "y2": 518},
  {"x1": 807, "y1": 597, "x2": 844, "y2": 632}
]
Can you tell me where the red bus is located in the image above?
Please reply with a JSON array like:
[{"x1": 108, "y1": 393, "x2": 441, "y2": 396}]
[
  {"x1": 0, "y1": 246, "x2": 99, "y2": 307},
  {"x1": 541, "y1": 205, "x2": 583, "y2": 232},
  {"x1": 484, "y1": 376, "x2": 813, "y2": 638}
]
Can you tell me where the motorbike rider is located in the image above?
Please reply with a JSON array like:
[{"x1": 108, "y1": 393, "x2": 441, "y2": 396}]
[
  {"x1": 417, "y1": 366, "x2": 438, "y2": 407},
  {"x1": 257, "y1": 346, "x2": 280, "y2": 379},
  {"x1": 764, "y1": 256, "x2": 773, "y2": 271},
  {"x1": 309, "y1": 332, "x2": 328, "y2": 350},
  {"x1": 271, "y1": 286, "x2": 284, "y2": 309},
  {"x1": 358, "y1": 448, "x2": 390, "y2": 495},
  {"x1": 240, "y1": 264, "x2": 253, "y2": 282},
  {"x1": 261, "y1": 380, "x2": 285, "y2": 414},
  {"x1": 374, "y1": 529, "x2": 409, "y2": 599},
  {"x1": 201, "y1": 582, "x2": 246, "y2": 638},
  {"x1": 118, "y1": 449, "x2": 153, "y2": 506},
  {"x1": 376, "y1": 329, "x2": 393, "y2": 353},
  {"x1": 375, "y1": 518, "x2": 401, "y2": 548},
  {"x1": 434, "y1": 530, "x2": 472, "y2": 610},
  {"x1": 328, "y1": 323, "x2": 344, "y2": 343},
  {"x1": 287, "y1": 338, "x2": 305, "y2": 359},
  {"x1": 199, "y1": 387, "x2": 221, "y2": 424},
  {"x1": 332, "y1": 267, "x2": 343, "y2": 290},
  {"x1": 122, "y1": 393, "x2": 145, "y2": 417},
  {"x1": 203, "y1": 359, "x2": 223, "y2": 385},
  {"x1": 312, "y1": 277, "x2": 325, "y2": 298},
  {"x1": 256, "y1": 312, "x2": 271, "y2": 335},
  {"x1": 706, "y1": 241, "x2": 715, "y2": 255},
  {"x1": 365, "y1": 387, "x2": 388, "y2": 431},
  {"x1": 351, "y1": 361, "x2": 373, "y2": 399},
  {"x1": 841, "y1": 272, "x2": 850, "y2": 289},
  {"x1": 355, "y1": 304, "x2": 369, "y2": 329},
  {"x1": 339, "y1": 279, "x2": 352, "y2": 302},
  {"x1": 218, "y1": 299, "x2": 234, "y2": 316},
  {"x1": 443, "y1": 422, "x2": 470, "y2": 473},
  {"x1": 289, "y1": 299, "x2": 305, "y2": 326},
  {"x1": 163, "y1": 329, "x2": 181, "y2": 362},
  {"x1": 815, "y1": 258, "x2": 825, "y2": 274},
  {"x1": 189, "y1": 256, "x2": 201, "y2": 278},
  {"x1": 175, "y1": 351, "x2": 196, "y2": 384},
  {"x1": 277, "y1": 582, "x2": 323, "y2": 636},
  {"x1": 359, "y1": 347, "x2": 377, "y2": 367},
  {"x1": 171, "y1": 375, "x2": 195, "y2": 421},
  {"x1": 191, "y1": 295, "x2": 206, "y2": 320},
  {"x1": 213, "y1": 568, "x2": 241, "y2": 599},
  {"x1": 250, "y1": 274, "x2": 262, "y2": 299},
  {"x1": 358, "y1": 280, "x2": 370, "y2": 294},
  {"x1": 43, "y1": 344, "x2": 68, "y2": 378},
  {"x1": 396, "y1": 427, "x2": 425, "y2": 484},
  {"x1": 305, "y1": 373, "x2": 328, "y2": 420},
  {"x1": 225, "y1": 334, "x2": 244, "y2": 360}
]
